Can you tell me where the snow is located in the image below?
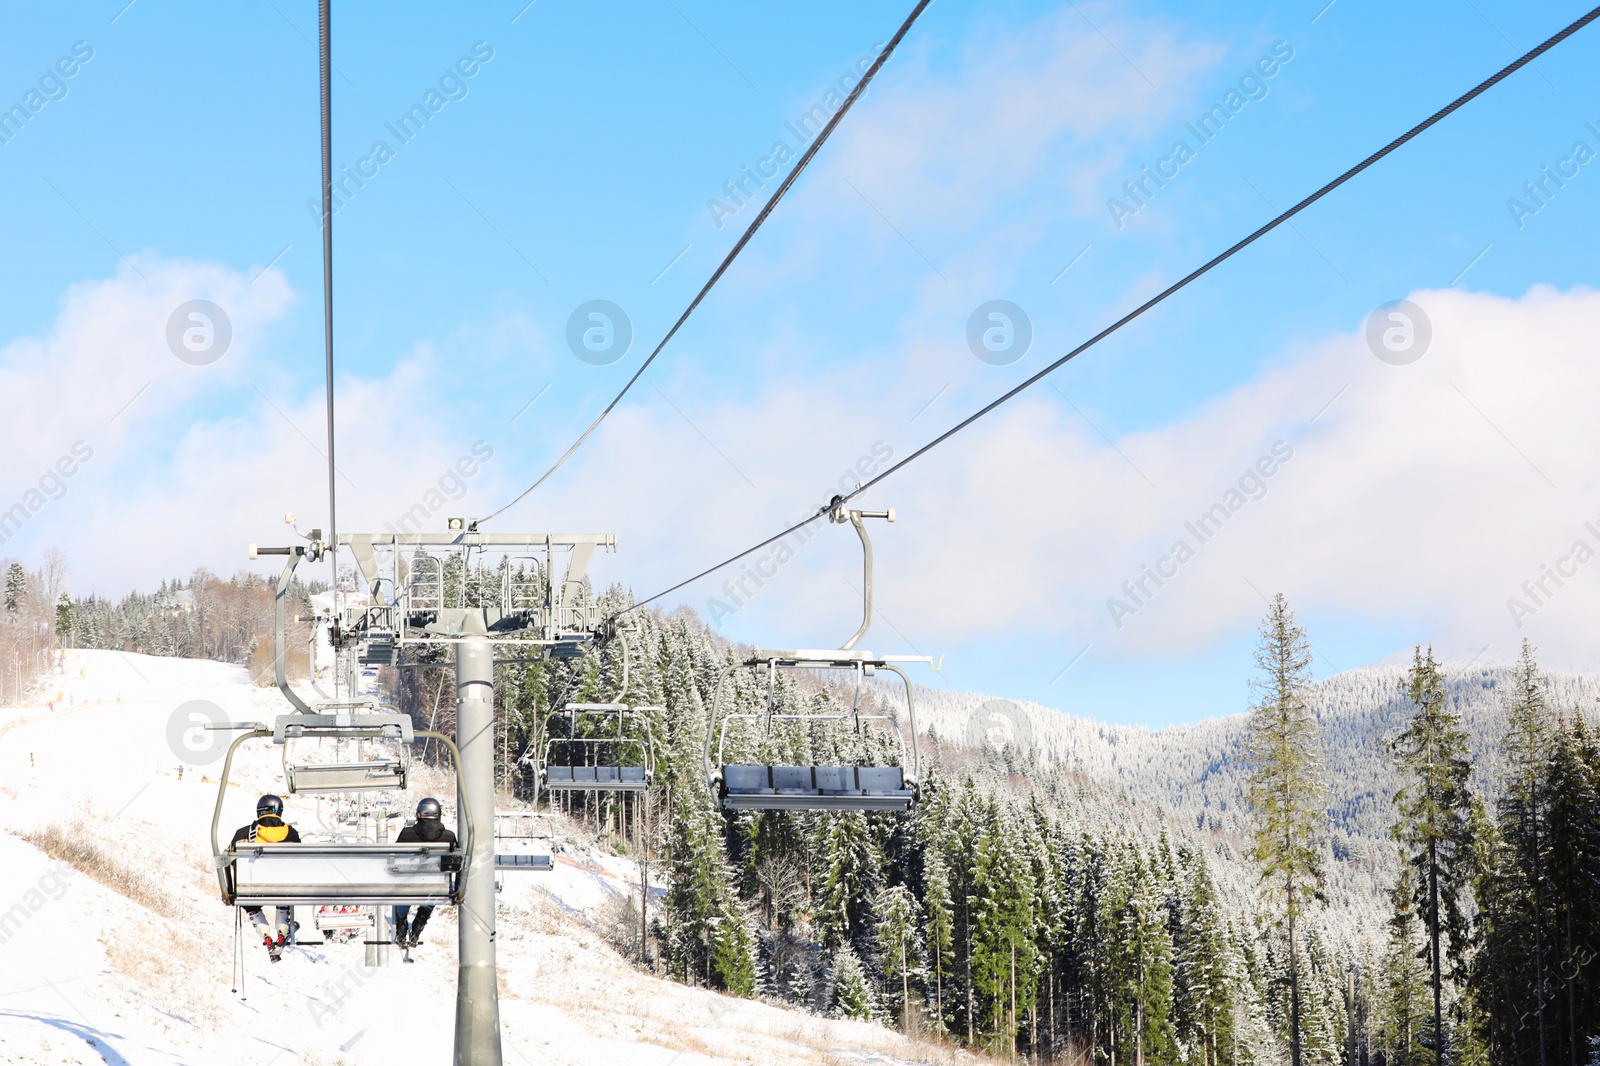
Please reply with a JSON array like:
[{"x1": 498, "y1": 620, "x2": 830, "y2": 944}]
[{"x1": 0, "y1": 650, "x2": 961, "y2": 1065}]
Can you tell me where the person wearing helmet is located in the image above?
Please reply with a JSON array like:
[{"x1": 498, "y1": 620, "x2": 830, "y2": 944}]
[
  {"x1": 230, "y1": 794, "x2": 301, "y2": 962},
  {"x1": 392, "y1": 796, "x2": 458, "y2": 949}
]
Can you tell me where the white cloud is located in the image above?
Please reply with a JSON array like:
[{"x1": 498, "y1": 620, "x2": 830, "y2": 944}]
[
  {"x1": 524, "y1": 284, "x2": 1600, "y2": 675},
  {"x1": 825, "y1": 6, "x2": 1223, "y2": 232},
  {"x1": 0, "y1": 259, "x2": 511, "y2": 593},
  {"x1": 10, "y1": 260, "x2": 1597, "y2": 681}
]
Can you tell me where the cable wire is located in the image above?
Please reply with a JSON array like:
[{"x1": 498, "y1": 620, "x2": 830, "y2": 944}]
[
  {"x1": 319, "y1": 0, "x2": 339, "y2": 597},
  {"x1": 621, "y1": 3, "x2": 1600, "y2": 616},
  {"x1": 477, "y1": 0, "x2": 935, "y2": 526}
]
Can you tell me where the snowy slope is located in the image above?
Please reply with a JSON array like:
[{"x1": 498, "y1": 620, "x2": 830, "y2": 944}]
[{"x1": 0, "y1": 650, "x2": 963, "y2": 1065}]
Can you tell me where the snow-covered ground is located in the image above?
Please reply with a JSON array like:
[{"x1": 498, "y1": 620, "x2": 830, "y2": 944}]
[{"x1": 0, "y1": 650, "x2": 961, "y2": 1065}]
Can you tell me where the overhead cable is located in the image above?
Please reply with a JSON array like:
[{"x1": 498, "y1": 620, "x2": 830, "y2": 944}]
[
  {"x1": 477, "y1": 0, "x2": 936, "y2": 525},
  {"x1": 621, "y1": 3, "x2": 1600, "y2": 615},
  {"x1": 319, "y1": 0, "x2": 339, "y2": 593}
]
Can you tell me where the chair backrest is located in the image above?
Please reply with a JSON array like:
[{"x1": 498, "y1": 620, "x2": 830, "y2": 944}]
[
  {"x1": 227, "y1": 842, "x2": 456, "y2": 905},
  {"x1": 718, "y1": 764, "x2": 912, "y2": 811}
]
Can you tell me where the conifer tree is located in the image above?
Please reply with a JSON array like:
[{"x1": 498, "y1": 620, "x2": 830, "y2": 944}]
[
  {"x1": 710, "y1": 905, "x2": 759, "y2": 998},
  {"x1": 832, "y1": 944, "x2": 878, "y2": 1021},
  {"x1": 971, "y1": 804, "x2": 1040, "y2": 1055},
  {"x1": 1378, "y1": 867, "x2": 1431, "y2": 1066},
  {"x1": 1296, "y1": 931, "x2": 1341, "y2": 1066},
  {"x1": 54, "y1": 591, "x2": 75, "y2": 651},
  {"x1": 1390, "y1": 645, "x2": 1475, "y2": 1063},
  {"x1": 1177, "y1": 857, "x2": 1238, "y2": 1066},
  {"x1": 662, "y1": 800, "x2": 718, "y2": 983},
  {"x1": 663, "y1": 799, "x2": 754, "y2": 993},
  {"x1": 1497, "y1": 639, "x2": 1554, "y2": 1066},
  {"x1": 816, "y1": 811, "x2": 882, "y2": 949},
  {"x1": 945, "y1": 780, "x2": 985, "y2": 1044},
  {"x1": 4, "y1": 562, "x2": 23, "y2": 614},
  {"x1": 1244, "y1": 593, "x2": 1327, "y2": 1066},
  {"x1": 923, "y1": 843, "x2": 956, "y2": 1034},
  {"x1": 1113, "y1": 847, "x2": 1178, "y2": 1066},
  {"x1": 1543, "y1": 715, "x2": 1600, "y2": 1065},
  {"x1": 875, "y1": 883, "x2": 921, "y2": 1030}
]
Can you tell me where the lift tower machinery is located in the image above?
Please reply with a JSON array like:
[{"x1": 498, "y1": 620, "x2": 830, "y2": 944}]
[{"x1": 225, "y1": 523, "x2": 616, "y2": 1066}]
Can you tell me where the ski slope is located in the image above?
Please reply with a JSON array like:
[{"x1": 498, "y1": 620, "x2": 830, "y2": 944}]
[{"x1": 0, "y1": 650, "x2": 960, "y2": 1065}]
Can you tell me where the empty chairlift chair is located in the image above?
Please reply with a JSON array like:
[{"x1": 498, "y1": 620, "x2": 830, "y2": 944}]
[
  {"x1": 704, "y1": 649, "x2": 927, "y2": 812},
  {"x1": 702, "y1": 502, "x2": 935, "y2": 813},
  {"x1": 537, "y1": 702, "x2": 657, "y2": 795},
  {"x1": 493, "y1": 812, "x2": 554, "y2": 873},
  {"x1": 280, "y1": 704, "x2": 409, "y2": 794}
]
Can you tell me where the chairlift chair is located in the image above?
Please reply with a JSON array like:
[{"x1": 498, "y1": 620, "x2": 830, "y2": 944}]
[
  {"x1": 280, "y1": 703, "x2": 410, "y2": 794},
  {"x1": 210, "y1": 710, "x2": 473, "y2": 907},
  {"x1": 493, "y1": 811, "x2": 554, "y2": 873},
  {"x1": 538, "y1": 702, "x2": 658, "y2": 794},
  {"x1": 705, "y1": 649, "x2": 925, "y2": 812},
  {"x1": 702, "y1": 504, "x2": 931, "y2": 813}
]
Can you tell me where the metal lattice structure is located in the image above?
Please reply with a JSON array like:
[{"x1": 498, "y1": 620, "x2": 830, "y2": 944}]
[
  {"x1": 332, "y1": 531, "x2": 616, "y2": 653},
  {"x1": 211, "y1": 523, "x2": 615, "y2": 1057}
]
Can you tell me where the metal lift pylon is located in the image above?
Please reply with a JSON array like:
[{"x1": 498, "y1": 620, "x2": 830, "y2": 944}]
[
  {"x1": 450, "y1": 613, "x2": 499, "y2": 1066},
  {"x1": 235, "y1": 525, "x2": 616, "y2": 1066}
]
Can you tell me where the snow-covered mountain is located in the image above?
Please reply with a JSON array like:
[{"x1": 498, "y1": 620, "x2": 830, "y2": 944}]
[{"x1": 903, "y1": 662, "x2": 1600, "y2": 954}]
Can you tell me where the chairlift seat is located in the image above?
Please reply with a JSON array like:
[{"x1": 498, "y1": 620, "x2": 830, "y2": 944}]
[
  {"x1": 542, "y1": 765, "x2": 649, "y2": 792},
  {"x1": 285, "y1": 759, "x2": 407, "y2": 794},
  {"x1": 495, "y1": 853, "x2": 554, "y2": 872},
  {"x1": 718, "y1": 764, "x2": 914, "y2": 812},
  {"x1": 358, "y1": 632, "x2": 396, "y2": 665},
  {"x1": 224, "y1": 842, "x2": 457, "y2": 906}
]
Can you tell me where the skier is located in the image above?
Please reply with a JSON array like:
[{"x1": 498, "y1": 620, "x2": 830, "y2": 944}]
[
  {"x1": 393, "y1": 796, "x2": 457, "y2": 949},
  {"x1": 231, "y1": 794, "x2": 301, "y2": 961}
]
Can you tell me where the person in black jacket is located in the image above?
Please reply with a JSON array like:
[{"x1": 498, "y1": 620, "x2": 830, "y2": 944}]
[
  {"x1": 230, "y1": 794, "x2": 301, "y2": 961},
  {"x1": 393, "y1": 796, "x2": 457, "y2": 948}
]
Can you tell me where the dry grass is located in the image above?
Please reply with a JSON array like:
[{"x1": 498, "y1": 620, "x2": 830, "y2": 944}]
[
  {"x1": 247, "y1": 642, "x2": 309, "y2": 687},
  {"x1": 101, "y1": 929, "x2": 228, "y2": 1031},
  {"x1": 19, "y1": 818, "x2": 186, "y2": 921}
]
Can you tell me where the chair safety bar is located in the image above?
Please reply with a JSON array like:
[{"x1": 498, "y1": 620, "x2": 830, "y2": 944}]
[{"x1": 285, "y1": 760, "x2": 407, "y2": 794}]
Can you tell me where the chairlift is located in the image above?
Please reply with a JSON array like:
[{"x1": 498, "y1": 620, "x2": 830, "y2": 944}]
[
  {"x1": 538, "y1": 702, "x2": 658, "y2": 794},
  {"x1": 706, "y1": 649, "x2": 925, "y2": 811},
  {"x1": 493, "y1": 811, "x2": 554, "y2": 874},
  {"x1": 535, "y1": 630, "x2": 659, "y2": 796},
  {"x1": 280, "y1": 701, "x2": 409, "y2": 794},
  {"x1": 703, "y1": 504, "x2": 930, "y2": 813},
  {"x1": 209, "y1": 709, "x2": 473, "y2": 907},
  {"x1": 315, "y1": 903, "x2": 371, "y2": 942}
]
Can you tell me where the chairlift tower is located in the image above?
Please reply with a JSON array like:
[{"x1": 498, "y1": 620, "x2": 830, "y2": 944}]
[{"x1": 235, "y1": 522, "x2": 616, "y2": 1066}]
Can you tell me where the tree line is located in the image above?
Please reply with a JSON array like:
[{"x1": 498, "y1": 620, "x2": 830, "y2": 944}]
[{"x1": 39, "y1": 554, "x2": 1600, "y2": 1064}]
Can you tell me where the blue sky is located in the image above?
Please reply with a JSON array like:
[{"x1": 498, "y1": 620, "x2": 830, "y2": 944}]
[{"x1": 3, "y1": 1, "x2": 1599, "y2": 726}]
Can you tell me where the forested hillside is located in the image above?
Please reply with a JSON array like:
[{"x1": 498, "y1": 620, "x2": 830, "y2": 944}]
[{"x1": 36, "y1": 563, "x2": 1600, "y2": 1065}]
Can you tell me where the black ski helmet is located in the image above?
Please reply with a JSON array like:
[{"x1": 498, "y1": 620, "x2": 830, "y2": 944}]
[
  {"x1": 416, "y1": 797, "x2": 443, "y2": 820},
  {"x1": 257, "y1": 794, "x2": 284, "y2": 817}
]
